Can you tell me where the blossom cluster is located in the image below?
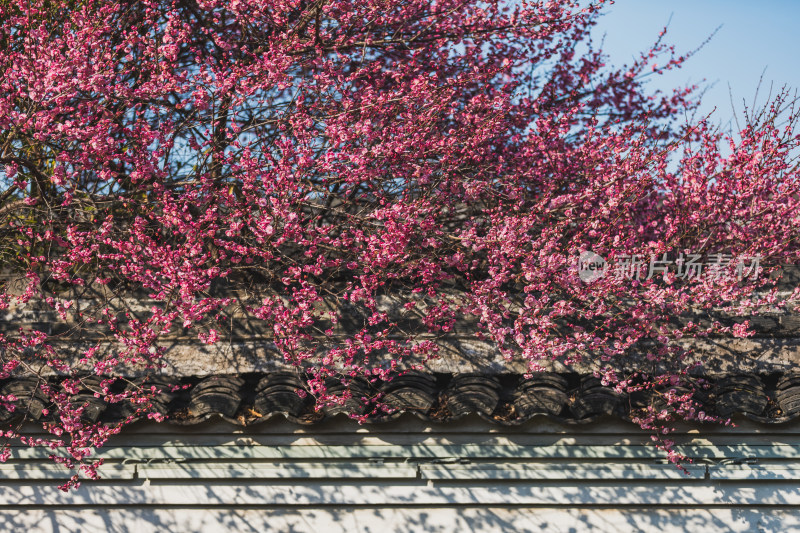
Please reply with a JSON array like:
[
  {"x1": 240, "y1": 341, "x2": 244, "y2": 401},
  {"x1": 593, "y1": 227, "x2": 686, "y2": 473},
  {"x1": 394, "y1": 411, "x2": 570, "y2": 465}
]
[{"x1": 0, "y1": 0, "x2": 798, "y2": 487}]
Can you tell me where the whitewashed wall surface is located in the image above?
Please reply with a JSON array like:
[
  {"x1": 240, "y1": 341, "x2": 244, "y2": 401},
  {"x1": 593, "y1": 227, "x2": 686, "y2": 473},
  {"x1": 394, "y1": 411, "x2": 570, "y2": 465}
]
[{"x1": 0, "y1": 415, "x2": 797, "y2": 532}]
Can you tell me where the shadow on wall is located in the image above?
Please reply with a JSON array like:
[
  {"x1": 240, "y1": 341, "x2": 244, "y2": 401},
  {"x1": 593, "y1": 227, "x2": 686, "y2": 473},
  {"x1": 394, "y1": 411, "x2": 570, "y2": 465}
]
[
  {"x1": 0, "y1": 474, "x2": 797, "y2": 533},
  {"x1": 0, "y1": 505, "x2": 796, "y2": 533}
]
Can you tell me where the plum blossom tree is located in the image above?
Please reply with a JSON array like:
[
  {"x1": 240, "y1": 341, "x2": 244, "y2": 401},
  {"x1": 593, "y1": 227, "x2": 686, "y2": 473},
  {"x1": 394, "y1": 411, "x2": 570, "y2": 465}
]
[{"x1": 1, "y1": 0, "x2": 799, "y2": 488}]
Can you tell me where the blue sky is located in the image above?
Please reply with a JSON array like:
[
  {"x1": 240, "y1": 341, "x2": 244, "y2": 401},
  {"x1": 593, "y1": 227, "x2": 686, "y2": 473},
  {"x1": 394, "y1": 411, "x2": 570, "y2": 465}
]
[{"x1": 591, "y1": 1, "x2": 800, "y2": 130}]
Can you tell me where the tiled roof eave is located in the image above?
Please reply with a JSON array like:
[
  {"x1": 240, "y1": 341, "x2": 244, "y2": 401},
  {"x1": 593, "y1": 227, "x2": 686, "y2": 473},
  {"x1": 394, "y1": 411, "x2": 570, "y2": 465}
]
[{"x1": 1, "y1": 371, "x2": 797, "y2": 427}]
